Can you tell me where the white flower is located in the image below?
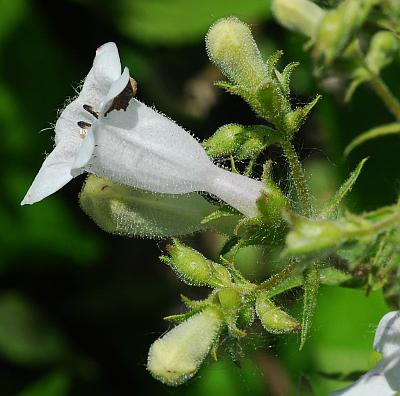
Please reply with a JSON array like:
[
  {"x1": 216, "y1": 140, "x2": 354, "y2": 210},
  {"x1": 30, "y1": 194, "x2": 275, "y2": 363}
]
[
  {"x1": 21, "y1": 42, "x2": 266, "y2": 217},
  {"x1": 330, "y1": 311, "x2": 400, "y2": 396}
]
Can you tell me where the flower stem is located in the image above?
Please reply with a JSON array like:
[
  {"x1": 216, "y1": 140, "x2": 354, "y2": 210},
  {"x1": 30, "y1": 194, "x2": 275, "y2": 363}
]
[
  {"x1": 281, "y1": 140, "x2": 313, "y2": 216},
  {"x1": 369, "y1": 75, "x2": 400, "y2": 121}
]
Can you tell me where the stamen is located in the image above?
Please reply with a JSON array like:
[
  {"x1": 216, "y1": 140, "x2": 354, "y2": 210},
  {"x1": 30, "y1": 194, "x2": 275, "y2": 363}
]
[
  {"x1": 83, "y1": 104, "x2": 99, "y2": 119},
  {"x1": 104, "y1": 77, "x2": 138, "y2": 116},
  {"x1": 77, "y1": 121, "x2": 92, "y2": 129}
]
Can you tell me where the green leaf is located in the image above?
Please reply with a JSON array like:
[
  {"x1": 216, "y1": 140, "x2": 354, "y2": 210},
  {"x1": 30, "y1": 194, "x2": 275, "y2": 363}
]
[
  {"x1": 0, "y1": 293, "x2": 68, "y2": 366},
  {"x1": 321, "y1": 158, "x2": 368, "y2": 218},
  {"x1": 16, "y1": 371, "x2": 71, "y2": 396},
  {"x1": 300, "y1": 263, "x2": 320, "y2": 350},
  {"x1": 117, "y1": 0, "x2": 271, "y2": 45},
  {"x1": 80, "y1": 176, "x2": 239, "y2": 238},
  {"x1": 344, "y1": 123, "x2": 400, "y2": 157}
]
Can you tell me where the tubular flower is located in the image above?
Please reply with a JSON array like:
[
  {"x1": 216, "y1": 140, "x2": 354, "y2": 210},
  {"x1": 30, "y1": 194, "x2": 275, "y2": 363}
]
[
  {"x1": 330, "y1": 311, "x2": 400, "y2": 396},
  {"x1": 21, "y1": 42, "x2": 265, "y2": 217}
]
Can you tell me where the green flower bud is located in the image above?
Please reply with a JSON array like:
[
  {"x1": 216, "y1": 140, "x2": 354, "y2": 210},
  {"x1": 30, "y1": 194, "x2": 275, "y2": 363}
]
[
  {"x1": 272, "y1": 0, "x2": 326, "y2": 39},
  {"x1": 203, "y1": 124, "x2": 278, "y2": 160},
  {"x1": 206, "y1": 17, "x2": 268, "y2": 90},
  {"x1": 80, "y1": 175, "x2": 231, "y2": 238},
  {"x1": 164, "y1": 240, "x2": 231, "y2": 287},
  {"x1": 315, "y1": 0, "x2": 377, "y2": 63},
  {"x1": 284, "y1": 214, "x2": 344, "y2": 256},
  {"x1": 147, "y1": 306, "x2": 223, "y2": 386},
  {"x1": 365, "y1": 31, "x2": 399, "y2": 75},
  {"x1": 256, "y1": 292, "x2": 300, "y2": 334}
]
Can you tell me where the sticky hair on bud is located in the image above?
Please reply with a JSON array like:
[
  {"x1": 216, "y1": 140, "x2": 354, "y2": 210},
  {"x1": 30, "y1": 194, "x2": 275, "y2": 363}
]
[
  {"x1": 147, "y1": 307, "x2": 223, "y2": 386},
  {"x1": 205, "y1": 17, "x2": 268, "y2": 90}
]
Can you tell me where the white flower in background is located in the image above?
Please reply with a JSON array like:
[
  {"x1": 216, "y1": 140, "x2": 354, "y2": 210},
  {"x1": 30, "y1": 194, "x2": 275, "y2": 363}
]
[
  {"x1": 21, "y1": 42, "x2": 266, "y2": 217},
  {"x1": 330, "y1": 311, "x2": 400, "y2": 396}
]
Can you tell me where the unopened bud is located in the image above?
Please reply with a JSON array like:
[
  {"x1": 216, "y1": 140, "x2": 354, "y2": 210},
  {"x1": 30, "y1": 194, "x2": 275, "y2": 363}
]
[
  {"x1": 206, "y1": 17, "x2": 268, "y2": 90},
  {"x1": 315, "y1": 0, "x2": 377, "y2": 63},
  {"x1": 284, "y1": 214, "x2": 343, "y2": 256},
  {"x1": 164, "y1": 240, "x2": 231, "y2": 287},
  {"x1": 365, "y1": 31, "x2": 399, "y2": 75},
  {"x1": 256, "y1": 292, "x2": 300, "y2": 333},
  {"x1": 203, "y1": 124, "x2": 276, "y2": 160},
  {"x1": 147, "y1": 306, "x2": 223, "y2": 386},
  {"x1": 272, "y1": 0, "x2": 326, "y2": 39}
]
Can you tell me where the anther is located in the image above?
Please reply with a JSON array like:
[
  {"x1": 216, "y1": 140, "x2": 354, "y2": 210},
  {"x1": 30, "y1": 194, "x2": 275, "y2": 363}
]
[
  {"x1": 83, "y1": 104, "x2": 99, "y2": 119},
  {"x1": 77, "y1": 121, "x2": 92, "y2": 129}
]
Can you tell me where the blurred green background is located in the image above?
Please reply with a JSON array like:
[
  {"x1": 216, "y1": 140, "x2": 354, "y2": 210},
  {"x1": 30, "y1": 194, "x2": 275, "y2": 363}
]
[{"x1": 1, "y1": 0, "x2": 398, "y2": 395}]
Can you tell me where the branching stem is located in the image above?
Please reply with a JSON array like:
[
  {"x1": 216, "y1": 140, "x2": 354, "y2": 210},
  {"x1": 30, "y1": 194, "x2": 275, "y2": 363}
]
[{"x1": 369, "y1": 75, "x2": 400, "y2": 121}]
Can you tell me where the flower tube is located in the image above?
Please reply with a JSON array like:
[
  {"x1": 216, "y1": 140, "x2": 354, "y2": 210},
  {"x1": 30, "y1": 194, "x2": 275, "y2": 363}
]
[
  {"x1": 330, "y1": 311, "x2": 400, "y2": 396},
  {"x1": 22, "y1": 43, "x2": 266, "y2": 217}
]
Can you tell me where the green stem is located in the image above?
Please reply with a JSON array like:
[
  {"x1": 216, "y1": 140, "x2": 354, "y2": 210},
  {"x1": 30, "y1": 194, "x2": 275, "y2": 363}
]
[
  {"x1": 258, "y1": 260, "x2": 298, "y2": 292},
  {"x1": 369, "y1": 76, "x2": 400, "y2": 121},
  {"x1": 281, "y1": 140, "x2": 313, "y2": 216}
]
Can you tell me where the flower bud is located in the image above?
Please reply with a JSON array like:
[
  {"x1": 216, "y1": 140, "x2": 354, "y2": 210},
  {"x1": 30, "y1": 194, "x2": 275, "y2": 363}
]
[
  {"x1": 365, "y1": 31, "x2": 399, "y2": 75},
  {"x1": 164, "y1": 240, "x2": 231, "y2": 287},
  {"x1": 203, "y1": 124, "x2": 277, "y2": 160},
  {"x1": 314, "y1": 0, "x2": 377, "y2": 63},
  {"x1": 272, "y1": 0, "x2": 326, "y2": 39},
  {"x1": 80, "y1": 175, "x2": 234, "y2": 238},
  {"x1": 147, "y1": 306, "x2": 223, "y2": 386},
  {"x1": 206, "y1": 17, "x2": 268, "y2": 90},
  {"x1": 284, "y1": 214, "x2": 343, "y2": 256},
  {"x1": 256, "y1": 292, "x2": 300, "y2": 334}
]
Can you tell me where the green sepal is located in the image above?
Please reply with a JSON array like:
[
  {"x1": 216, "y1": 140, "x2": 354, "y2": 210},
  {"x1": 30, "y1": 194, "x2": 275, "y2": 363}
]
[
  {"x1": 280, "y1": 62, "x2": 300, "y2": 95},
  {"x1": 321, "y1": 157, "x2": 368, "y2": 218},
  {"x1": 217, "y1": 288, "x2": 246, "y2": 337},
  {"x1": 283, "y1": 94, "x2": 321, "y2": 138},
  {"x1": 201, "y1": 205, "x2": 241, "y2": 225},
  {"x1": 300, "y1": 263, "x2": 320, "y2": 349}
]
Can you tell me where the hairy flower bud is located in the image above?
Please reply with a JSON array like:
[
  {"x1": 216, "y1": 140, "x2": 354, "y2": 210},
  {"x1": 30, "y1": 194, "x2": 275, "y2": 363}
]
[
  {"x1": 147, "y1": 307, "x2": 223, "y2": 386},
  {"x1": 203, "y1": 124, "x2": 277, "y2": 160},
  {"x1": 314, "y1": 0, "x2": 378, "y2": 63},
  {"x1": 206, "y1": 17, "x2": 268, "y2": 90},
  {"x1": 272, "y1": 0, "x2": 326, "y2": 39},
  {"x1": 164, "y1": 240, "x2": 231, "y2": 287},
  {"x1": 365, "y1": 31, "x2": 399, "y2": 75},
  {"x1": 256, "y1": 292, "x2": 301, "y2": 334}
]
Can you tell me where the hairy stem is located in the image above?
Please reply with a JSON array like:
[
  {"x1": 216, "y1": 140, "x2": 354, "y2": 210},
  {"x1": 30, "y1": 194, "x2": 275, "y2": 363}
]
[
  {"x1": 281, "y1": 140, "x2": 313, "y2": 216},
  {"x1": 369, "y1": 76, "x2": 400, "y2": 121}
]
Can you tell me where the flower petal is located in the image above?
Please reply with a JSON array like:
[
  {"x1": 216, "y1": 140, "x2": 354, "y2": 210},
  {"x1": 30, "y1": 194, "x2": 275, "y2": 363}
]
[
  {"x1": 330, "y1": 359, "x2": 397, "y2": 396},
  {"x1": 86, "y1": 98, "x2": 213, "y2": 194},
  {"x1": 71, "y1": 129, "x2": 95, "y2": 174},
  {"x1": 100, "y1": 67, "x2": 131, "y2": 114},
  {"x1": 374, "y1": 311, "x2": 400, "y2": 357},
  {"x1": 21, "y1": 143, "x2": 77, "y2": 205},
  {"x1": 55, "y1": 42, "x2": 122, "y2": 146},
  {"x1": 385, "y1": 354, "x2": 400, "y2": 391},
  {"x1": 79, "y1": 42, "x2": 122, "y2": 107}
]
